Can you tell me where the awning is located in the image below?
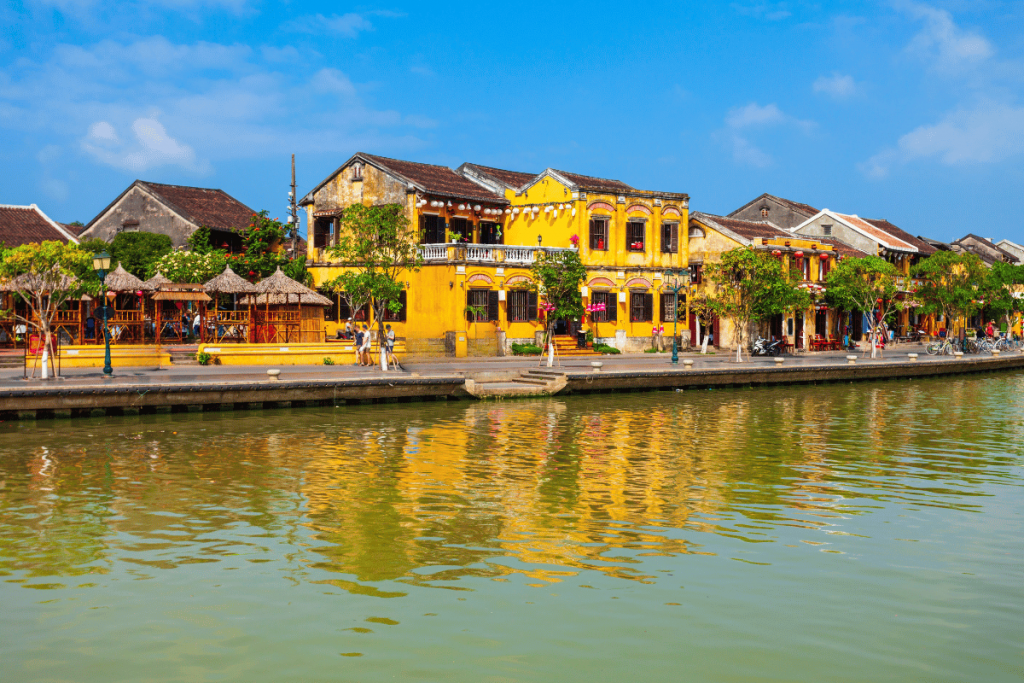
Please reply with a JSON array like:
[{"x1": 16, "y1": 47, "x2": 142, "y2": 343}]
[{"x1": 313, "y1": 209, "x2": 343, "y2": 218}]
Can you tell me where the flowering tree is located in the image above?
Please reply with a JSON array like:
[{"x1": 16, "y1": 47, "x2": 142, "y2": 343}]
[
  {"x1": 0, "y1": 241, "x2": 95, "y2": 378},
  {"x1": 152, "y1": 249, "x2": 228, "y2": 283}
]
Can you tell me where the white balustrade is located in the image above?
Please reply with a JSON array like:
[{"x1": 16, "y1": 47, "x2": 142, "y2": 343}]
[
  {"x1": 418, "y1": 244, "x2": 449, "y2": 261},
  {"x1": 465, "y1": 245, "x2": 497, "y2": 262},
  {"x1": 503, "y1": 247, "x2": 537, "y2": 264}
]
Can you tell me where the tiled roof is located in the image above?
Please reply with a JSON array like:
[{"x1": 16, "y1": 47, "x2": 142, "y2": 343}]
[
  {"x1": 863, "y1": 219, "x2": 936, "y2": 255},
  {"x1": 140, "y1": 181, "x2": 256, "y2": 232},
  {"x1": 692, "y1": 212, "x2": 789, "y2": 243},
  {"x1": 773, "y1": 195, "x2": 818, "y2": 216},
  {"x1": 550, "y1": 169, "x2": 633, "y2": 193},
  {"x1": 835, "y1": 212, "x2": 916, "y2": 251},
  {"x1": 61, "y1": 223, "x2": 86, "y2": 237},
  {"x1": 462, "y1": 163, "x2": 537, "y2": 190},
  {"x1": 953, "y1": 234, "x2": 1021, "y2": 264},
  {"x1": 362, "y1": 154, "x2": 507, "y2": 204},
  {"x1": 817, "y1": 237, "x2": 868, "y2": 259},
  {"x1": 0, "y1": 204, "x2": 79, "y2": 247}
]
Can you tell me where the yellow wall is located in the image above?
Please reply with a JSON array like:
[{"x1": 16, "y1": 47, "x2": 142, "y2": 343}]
[{"x1": 305, "y1": 159, "x2": 691, "y2": 354}]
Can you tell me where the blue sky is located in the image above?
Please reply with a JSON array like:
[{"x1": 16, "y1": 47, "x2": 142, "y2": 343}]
[{"x1": 2, "y1": 0, "x2": 1023, "y2": 243}]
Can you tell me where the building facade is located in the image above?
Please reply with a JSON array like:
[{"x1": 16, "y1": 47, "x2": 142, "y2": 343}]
[{"x1": 301, "y1": 153, "x2": 690, "y2": 356}]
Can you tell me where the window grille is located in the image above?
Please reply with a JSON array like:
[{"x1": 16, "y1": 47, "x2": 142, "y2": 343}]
[
  {"x1": 508, "y1": 290, "x2": 538, "y2": 322},
  {"x1": 627, "y1": 221, "x2": 646, "y2": 251},
  {"x1": 630, "y1": 292, "x2": 653, "y2": 322},
  {"x1": 589, "y1": 218, "x2": 609, "y2": 250}
]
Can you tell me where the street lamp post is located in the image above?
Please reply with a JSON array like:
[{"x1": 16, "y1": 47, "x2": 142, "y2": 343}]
[
  {"x1": 666, "y1": 268, "x2": 691, "y2": 365},
  {"x1": 92, "y1": 251, "x2": 113, "y2": 376}
]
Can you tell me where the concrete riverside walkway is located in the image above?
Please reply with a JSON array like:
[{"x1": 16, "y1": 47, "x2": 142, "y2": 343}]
[{"x1": 1, "y1": 344, "x2": 1017, "y2": 388}]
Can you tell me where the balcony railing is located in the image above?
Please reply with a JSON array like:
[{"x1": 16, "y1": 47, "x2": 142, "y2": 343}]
[{"x1": 416, "y1": 243, "x2": 573, "y2": 265}]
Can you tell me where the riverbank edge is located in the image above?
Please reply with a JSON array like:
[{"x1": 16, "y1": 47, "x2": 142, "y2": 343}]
[{"x1": 0, "y1": 353, "x2": 1020, "y2": 419}]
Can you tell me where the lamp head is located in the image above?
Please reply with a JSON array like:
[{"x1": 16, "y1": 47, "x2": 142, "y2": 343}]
[{"x1": 92, "y1": 251, "x2": 111, "y2": 273}]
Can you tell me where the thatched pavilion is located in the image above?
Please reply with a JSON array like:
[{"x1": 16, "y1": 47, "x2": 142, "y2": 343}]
[
  {"x1": 203, "y1": 266, "x2": 257, "y2": 343},
  {"x1": 97, "y1": 264, "x2": 146, "y2": 344},
  {"x1": 246, "y1": 268, "x2": 331, "y2": 343},
  {"x1": 151, "y1": 283, "x2": 210, "y2": 344}
]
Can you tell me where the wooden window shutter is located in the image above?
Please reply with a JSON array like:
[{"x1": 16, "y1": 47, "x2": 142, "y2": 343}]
[
  {"x1": 398, "y1": 290, "x2": 407, "y2": 322},
  {"x1": 488, "y1": 290, "x2": 499, "y2": 323},
  {"x1": 644, "y1": 293, "x2": 653, "y2": 322},
  {"x1": 671, "y1": 224, "x2": 678, "y2": 253},
  {"x1": 528, "y1": 291, "x2": 538, "y2": 321},
  {"x1": 607, "y1": 293, "x2": 617, "y2": 321}
]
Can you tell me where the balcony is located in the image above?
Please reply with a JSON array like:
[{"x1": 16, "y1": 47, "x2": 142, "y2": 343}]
[
  {"x1": 309, "y1": 243, "x2": 574, "y2": 266},
  {"x1": 417, "y1": 243, "x2": 574, "y2": 265}
]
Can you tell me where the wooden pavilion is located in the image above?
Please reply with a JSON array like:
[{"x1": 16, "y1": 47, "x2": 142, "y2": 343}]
[
  {"x1": 246, "y1": 268, "x2": 331, "y2": 343},
  {"x1": 203, "y1": 266, "x2": 257, "y2": 343},
  {"x1": 152, "y1": 283, "x2": 211, "y2": 344},
  {"x1": 101, "y1": 265, "x2": 146, "y2": 344}
]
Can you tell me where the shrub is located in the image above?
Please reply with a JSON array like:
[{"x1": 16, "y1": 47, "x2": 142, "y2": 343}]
[
  {"x1": 594, "y1": 343, "x2": 621, "y2": 354},
  {"x1": 196, "y1": 351, "x2": 212, "y2": 365},
  {"x1": 323, "y1": 357, "x2": 335, "y2": 365},
  {"x1": 511, "y1": 342, "x2": 543, "y2": 356}
]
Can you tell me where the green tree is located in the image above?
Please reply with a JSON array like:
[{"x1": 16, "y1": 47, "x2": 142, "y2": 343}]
[
  {"x1": 76, "y1": 237, "x2": 110, "y2": 255},
  {"x1": 327, "y1": 204, "x2": 422, "y2": 370},
  {"x1": 109, "y1": 232, "x2": 173, "y2": 279},
  {"x1": 186, "y1": 226, "x2": 215, "y2": 254},
  {"x1": 0, "y1": 241, "x2": 96, "y2": 377},
  {"x1": 983, "y1": 261, "x2": 1024, "y2": 336},
  {"x1": 825, "y1": 256, "x2": 903, "y2": 358},
  {"x1": 151, "y1": 249, "x2": 228, "y2": 283},
  {"x1": 705, "y1": 246, "x2": 811, "y2": 362},
  {"x1": 531, "y1": 248, "x2": 587, "y2": 349},
  {"x1": 911, "y1": 250, "x2": 987, "y2": 338}
]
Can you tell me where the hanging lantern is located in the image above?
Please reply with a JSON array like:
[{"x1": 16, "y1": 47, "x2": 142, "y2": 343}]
[
  {"x1": 771, "y1": 249, "x2": 782, "y2": 257},
  {"x1": 794, "y1": 251, "x2": 804, "y2": 258},
  {"x1": 473, "y1": 204, "x2": 481, "y2": 212},
  {"x1": 458, "y1": 204, "x2": 465, "y2": 211}
]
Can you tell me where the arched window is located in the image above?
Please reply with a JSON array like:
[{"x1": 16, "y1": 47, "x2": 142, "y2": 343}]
[{"x1": 688, "y1": 227, "x2": 705, "y2": 239}]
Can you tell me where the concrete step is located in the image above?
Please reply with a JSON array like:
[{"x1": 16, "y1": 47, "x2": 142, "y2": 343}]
[{"x1": 511, "y1": 377, "x2": 549, "y2": 386}]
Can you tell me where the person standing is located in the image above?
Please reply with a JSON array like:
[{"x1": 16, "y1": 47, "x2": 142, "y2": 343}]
[
  {"x1": 986, "y1": 320, "x2": 995, "y2": 339},
  {"x1": 360, "y1": 324, "x2": 372, "y2": 367},
  {"x1": 354, "y1": 325, "x2": 365, "y2": 366}
]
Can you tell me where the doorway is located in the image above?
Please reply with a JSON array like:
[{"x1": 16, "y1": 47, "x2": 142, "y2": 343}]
[{"x1": 795, "y1": 313, "x2": 804, "y2": 349}]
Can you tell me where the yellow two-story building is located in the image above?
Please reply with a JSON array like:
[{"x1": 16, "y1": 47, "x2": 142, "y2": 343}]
[{"x1": 301, "y1": 153, "x2": 690, "y2": 356}]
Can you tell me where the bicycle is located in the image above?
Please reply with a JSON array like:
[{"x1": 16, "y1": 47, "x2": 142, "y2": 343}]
[{"x1": 926, "y1": 338, "x2": 959, "y2": 355}]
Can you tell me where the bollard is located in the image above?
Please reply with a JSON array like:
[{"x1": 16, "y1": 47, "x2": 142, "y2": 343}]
[
  {"x1": 590, "y1": 361, "x2": 603, "y2": 373},
  {"x1": 846, "y1": 355, "x2": 857, "y2": 365},
  {"x1": 267, "y1": 369, "x2": 281, "y2": 381},
  {"x1": 683, "y1": 360, "x2": 694, "y2": 370},
  {"x1": 991, "y1": 349, "x2": 1000, "y2": 357},
  {"x1": 908, "y1": 353, "x2": 918, "y2": 362},
  {"x1": 773, "y1": 357, "x2": 784, "y2": 366},
  {"x1": 953, "y1": 352, "x2": 963, "y2": 360}
]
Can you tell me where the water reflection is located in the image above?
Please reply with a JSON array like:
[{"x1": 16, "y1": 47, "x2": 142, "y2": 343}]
[{"x1": 1, "y1": 373, "x2": 1021, "y2": 593}]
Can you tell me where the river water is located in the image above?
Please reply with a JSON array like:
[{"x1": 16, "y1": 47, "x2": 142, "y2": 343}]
[{"x1": 1, "y1": 373, "x2": 1022, "y2": 682}]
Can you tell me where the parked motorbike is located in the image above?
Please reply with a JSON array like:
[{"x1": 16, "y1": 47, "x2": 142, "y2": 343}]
[{"x1": 752, "y1": 337, "x2": 783, "y2": 357}]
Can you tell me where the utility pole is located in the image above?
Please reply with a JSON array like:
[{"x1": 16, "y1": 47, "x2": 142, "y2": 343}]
[{"x1": 288, "y1": 154, "x2": 298, "y2": 258}]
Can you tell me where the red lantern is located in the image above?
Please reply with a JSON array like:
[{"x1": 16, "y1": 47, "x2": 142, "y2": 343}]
[
  {"x1": 820, "y1": 253, "x2": 830, "y2": 261},
  {"x1": 794, "y1": 251, "x2": 804, "y2": 258},
  {"x1": 771, "y1": 249, "x2": 782, "y2": 257}
]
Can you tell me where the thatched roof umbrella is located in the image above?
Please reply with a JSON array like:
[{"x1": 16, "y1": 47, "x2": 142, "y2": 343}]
[
  {"x1": 204, "y1": 266, "x2": 258, "y2": 343},
  {"x1": 103, "y1": 264, "x2": 145, "y2": 292},
  {"x1": 204, "y1": 266, "x2": 258, "y2": 295},
  {"x1": 248, "y1": 268, "x2": 331, "y2": 342},
  {"x1": 142, "y1": 271, "x2": 171, "y2": 291}
]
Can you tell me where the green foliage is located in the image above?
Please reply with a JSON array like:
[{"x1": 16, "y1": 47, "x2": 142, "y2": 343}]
[
  {"x1": 825, "y1": 256, "x2": 900, "y2": 313},
  {"x1": 644, "y1": 347, "x2": 665, "y2": 353},
  {"x1": 983, "y1": 261, "x2": 1024, "y2": 330},
  {"x1": 196, "y1": 352, "x2": 212, "y2": 366},
  {"x1": 187, "y1": 227, "x2": 215, "y2": 253},
  {"x1": 322, "y1": 357, "x2": 335, "y2": 365},
  {"x1": 531, "y1": 249, "x2": 586, "y2": 332},
  {"x1": 464, "y1": 304, "x2": 486, "y2": 323},
  {"x1": 585, "y1": 329, "x2": 594, "y2": 343},
  {"x1": 510, "y1": 342, "x2": 543, "y2": 356},
  {"x1": 594, "y1": 343, "x2": 621, "y2": 354},
  {"x1": 152, "y1": 249, "x2": 228, "y2": 283},
  {"x1": 76, "y1": 237, "x2": 110, "y2": 255},
  {"x1": 327, "y1": 204, "x2": 422, "y2": 341},
  {"x1": 109, "y1": 232, "x2": 173, "y2": 279},
  {"x1": 911, "y1": 250, "x2": 987, "y2": 333},
  {"x1": 705, "y1": 247, "x2": 811, "y2": 356},
  {"x1": 0, "y1": 242, "x2": 98, "y2": 353}
]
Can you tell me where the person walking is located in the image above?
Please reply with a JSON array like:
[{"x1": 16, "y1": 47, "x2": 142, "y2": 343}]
[
  {"x1": 354, "y1": 325, "x2": 365, "y2": 366},
  {"x1": 986, "y1": 320, "x2": 995, "y2": 340}
]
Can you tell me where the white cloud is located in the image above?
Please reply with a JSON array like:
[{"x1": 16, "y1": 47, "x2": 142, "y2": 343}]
[
  {"x1": 721, "y1": 103, "x2": 814, "y2": 167},
  {"x1": 82, "y1": 117, "x2": 203, "y2": 173},
  {"x1": 898, "y1": 1, "x2": 993, "y2": 73},
  {"x1": 732, "y1": 2, "x2": 790, "y2": 21},
  {"x1": 813, "y1": 72, "x2": 858, "y2": 99},
  {"x1": 861, "y1": 102, "x2": 1024, "y2": 178},
  {"x1": 283, "y1": 12, "x2": 376, "y2": 37}
]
